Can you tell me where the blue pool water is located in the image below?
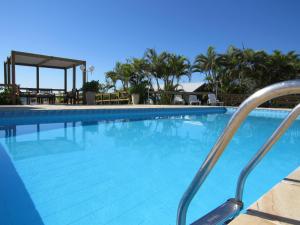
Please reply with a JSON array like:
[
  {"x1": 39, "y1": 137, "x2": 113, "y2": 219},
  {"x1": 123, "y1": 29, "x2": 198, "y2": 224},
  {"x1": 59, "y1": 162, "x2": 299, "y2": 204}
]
[{"x1": 0, "y1": 108, "x2": 299, "y2": 225}]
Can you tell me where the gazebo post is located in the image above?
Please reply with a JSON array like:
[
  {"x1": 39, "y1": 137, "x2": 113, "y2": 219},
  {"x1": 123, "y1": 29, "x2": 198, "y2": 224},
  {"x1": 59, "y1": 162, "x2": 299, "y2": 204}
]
[
  {"x1": 11, "y1": 52, "x2": 16, "y2": 104},
  {"x1": 3, "y1": 61, "x2": 7, "y2": 85},
  {"x1": 72, "y1": 65, "x2": 76, "y2": 90},
  {"x1": 82, "y1": 62, "x2": 87, "y2": 84},
  {"x1": 82, "y1": 62, "x2": 87, "y2": 104},
  {"x1": 36, "y1": 66, "x2": 40, "y2": 92},
  {"x1": 7, "y1": 57, "x2": 11, "y2": 85},
  {"x1": 64, "y1": 68, "x2": 67, "y2": 93}
]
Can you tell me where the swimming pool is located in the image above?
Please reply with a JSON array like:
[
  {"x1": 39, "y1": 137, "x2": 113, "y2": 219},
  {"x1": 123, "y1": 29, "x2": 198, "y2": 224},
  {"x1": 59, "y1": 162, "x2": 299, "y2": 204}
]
[{"x1": 0, "y1": 107, "x2": 299, "y2": 225}]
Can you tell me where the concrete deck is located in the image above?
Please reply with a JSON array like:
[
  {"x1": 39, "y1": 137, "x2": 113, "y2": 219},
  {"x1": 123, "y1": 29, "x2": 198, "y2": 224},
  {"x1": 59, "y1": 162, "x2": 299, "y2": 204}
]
[{"x1": 230, "y1": 167, "x2": 300, "y2": 225}]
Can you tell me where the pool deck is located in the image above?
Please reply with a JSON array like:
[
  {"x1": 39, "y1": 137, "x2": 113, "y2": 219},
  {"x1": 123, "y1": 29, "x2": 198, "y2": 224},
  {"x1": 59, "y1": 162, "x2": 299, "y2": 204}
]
[{"x1": 230, "y1": 167, "x2": 300, "y2": 225}]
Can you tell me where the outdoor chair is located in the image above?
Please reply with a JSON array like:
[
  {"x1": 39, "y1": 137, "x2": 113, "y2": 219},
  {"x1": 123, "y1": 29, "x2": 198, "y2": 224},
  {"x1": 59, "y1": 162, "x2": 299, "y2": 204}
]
[
  {"x1": 146, "y1": 98, "x2": 154, "y2": 104},
  {"x1": 26, "y1": 90, "x2": 38, "y2": 105},
  {"x1": 19, "y1": 91, "x2": 31, "y2": 105},
  {"x1": 64, "y1": 89, "x2": 79, "y2": 104},
  {"x1": 173, "y1": 94, "x2": 185, "y2": 105},
  {"x1": 188, "y1": 95, "x2": 201, "y2": 105},
  {"x1": 207, "y1": 93, "x2": 224, "y2": 106},
  {"x1": 37, "y1": 90, "x2": 55, "y2": 104}
]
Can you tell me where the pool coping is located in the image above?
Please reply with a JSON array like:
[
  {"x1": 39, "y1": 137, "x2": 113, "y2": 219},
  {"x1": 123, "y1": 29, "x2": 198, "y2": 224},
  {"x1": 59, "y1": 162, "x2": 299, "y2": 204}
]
[
  {"x1": 229, "y1": 167, "x2": 300, "y2": 225},
  {"x1": 0, "y1": 105, "x2": 227, "y2": 125},
  {"x1": 0, "y1": 104, "x2": 295, "y2": 127},
  {"x1": 0, "y1": 105, "x2": 224, "y2": 111},
  {"x1": 225, "y1": 106, "x2": 297, "y2": 120},
  {"x1": 0, "y1": 105, "x2": 292, "y2": 112}
]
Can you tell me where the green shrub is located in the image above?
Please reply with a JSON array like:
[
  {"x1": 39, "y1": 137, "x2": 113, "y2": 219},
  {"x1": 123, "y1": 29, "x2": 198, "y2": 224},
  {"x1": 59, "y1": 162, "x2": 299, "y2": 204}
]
[
  {"x1": 82, "y1": 80, "x2": 100, "y2": 92},
  {"x1": 128, "y1": 83, "x2": 148, "y2": 104},
  {"x1": 128, "y1": 83, "x2": 146, "y2": 95},
  {"x1": 0, "y1": 87, "x2": 21, "y2": 105}
]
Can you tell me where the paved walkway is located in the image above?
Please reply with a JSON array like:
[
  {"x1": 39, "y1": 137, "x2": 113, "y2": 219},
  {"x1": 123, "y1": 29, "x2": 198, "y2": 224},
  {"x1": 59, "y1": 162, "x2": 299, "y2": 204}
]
[{"x1": 230, "y1": 167, "x2": 300, "y2": 225}]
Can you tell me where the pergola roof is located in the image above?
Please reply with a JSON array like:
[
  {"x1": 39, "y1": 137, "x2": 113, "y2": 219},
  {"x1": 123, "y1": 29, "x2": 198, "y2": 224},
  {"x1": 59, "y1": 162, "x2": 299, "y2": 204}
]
[
  {"x1": 11, "y1": 50, "x2": 85, "y2": 69},
  {"x1": 3, "y1": 51, "x2": 87, "y2": 103}
]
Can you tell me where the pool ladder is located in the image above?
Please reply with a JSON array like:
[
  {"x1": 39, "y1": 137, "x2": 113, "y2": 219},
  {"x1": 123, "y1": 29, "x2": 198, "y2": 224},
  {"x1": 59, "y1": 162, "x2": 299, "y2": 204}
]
[{"x1": 177, "y1": 80, "x2": 300, "y2": 225}]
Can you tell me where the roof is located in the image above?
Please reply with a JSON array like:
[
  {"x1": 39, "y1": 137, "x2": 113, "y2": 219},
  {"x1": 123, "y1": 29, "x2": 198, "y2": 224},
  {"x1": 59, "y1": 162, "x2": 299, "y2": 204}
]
[
  {"x1": 177, "y1": 82, "x2": 205, "y2": 92},
  {"x1": 153, "y1": 82, "x2": 205, "y2": 92},
  {"x1": 10, "y1": 51, "x2": 86, "y2": 69}
]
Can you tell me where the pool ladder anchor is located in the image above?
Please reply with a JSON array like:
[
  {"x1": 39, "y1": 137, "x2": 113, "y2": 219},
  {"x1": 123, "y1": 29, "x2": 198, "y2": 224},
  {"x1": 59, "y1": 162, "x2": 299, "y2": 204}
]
[{"x1": 177, "y1": 80, "x2": 300, "y2": 225}]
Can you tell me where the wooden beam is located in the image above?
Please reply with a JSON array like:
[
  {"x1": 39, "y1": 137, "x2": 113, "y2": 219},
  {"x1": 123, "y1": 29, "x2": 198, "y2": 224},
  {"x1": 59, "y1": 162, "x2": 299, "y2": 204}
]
[
  {"x1": 19, "y1": 87, "x2": 65, "y2": 92},
  {"x1": 64, "y1": 68, "x2": 67, "y2": 92},
  {"x1": 14, "y1": 62, "x2": 84, "y2": 70},
  {"x1": 82, "y1": 62, "x2": 87, "y2": 84},
  {"x1": 11, "y1": 52, "x2": 16, "y2": 104},
  {"x1": 37, "y1": 57, "x2": 53, "y2": 66},
  {"x1": 15, "y1": 62, "x2": 66, "y2": 70},
  {"x1": 7, "y1": 58, "x2": 11, "y2": 85},
  {"x1": 3, "y1": 62, "x2": 7, "y2": 85},
  {"x1": 82, "y1": 62, "x2": 87, "y2": 104},
  {"x1": 66, "y1": 62, "x2": 86, "y2": 69},
  {"x1": 12, "y1": 50, "x2": 86, "y2": 64},
  {"x1": 72, "y1": 65, "x2": 76, "y2": 90},
  {"x1": 36, "y1": 67, "x2": 40, "y2": 92}
]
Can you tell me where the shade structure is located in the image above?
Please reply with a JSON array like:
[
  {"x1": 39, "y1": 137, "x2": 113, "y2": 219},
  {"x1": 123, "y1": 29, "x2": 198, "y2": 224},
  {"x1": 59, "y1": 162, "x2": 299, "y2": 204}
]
[
  {"x1": 3, "y1": 51, "x2": 87, "y2": 104},
  {"x1": 12, "y1": 51, "x2": 86, "y2": 69}
]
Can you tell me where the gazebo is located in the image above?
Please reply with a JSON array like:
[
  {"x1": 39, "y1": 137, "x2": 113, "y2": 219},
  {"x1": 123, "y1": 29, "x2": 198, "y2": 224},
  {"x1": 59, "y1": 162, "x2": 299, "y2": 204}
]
[{"x1": 3, "y1": 50, "x2": 87, "y2": 104}]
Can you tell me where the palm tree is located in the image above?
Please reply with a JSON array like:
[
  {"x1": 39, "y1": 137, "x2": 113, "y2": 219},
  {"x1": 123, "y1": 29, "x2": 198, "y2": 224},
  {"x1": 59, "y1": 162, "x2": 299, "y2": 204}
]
[
  {"x1": 286, "y1": 51, "x2": 300, "y2": 79},
  {"x1": 264, "y1": 50, "x2": 299, "y2": 87},
  {"x1": 105, "y1": 62, "x2": 134, "y2": 91},
  {"x1": 115, "y1": 62, "x2": 133, "y2": 90},
  {"x1": 144, "y1": 48, "x2": 168, "y2": 91},
  {"x1": 167, "y1": 54, "x2": 191, "y2": 86},
  {"x1": 193, "y1": 46, "x2": 220, "y2": 95},
  {"x1": 105, "y1": 70, "x2": 118, "y2": 92},
  {"x1": 144, "y1": 49, "x2": 192, "y2": 103},
  {"x1": 104, "y1": 46, "x2": 300, "y2": 100},
  {"x1": 129, "y1": 58, "x2": 150, "y2": 87}
]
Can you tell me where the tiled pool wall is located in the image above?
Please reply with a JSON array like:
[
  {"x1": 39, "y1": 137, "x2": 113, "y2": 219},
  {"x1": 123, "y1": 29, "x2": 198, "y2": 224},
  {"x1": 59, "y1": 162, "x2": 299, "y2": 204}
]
[
  {"x1": 226, "y1": 107, "x2": 299, "y2": 120},
  {"x1": 0, "y1": 106, "x2": 298, "y2": 125},
  {"x1": 0, "y1": 107, "x2": 226, "y2": 125}
]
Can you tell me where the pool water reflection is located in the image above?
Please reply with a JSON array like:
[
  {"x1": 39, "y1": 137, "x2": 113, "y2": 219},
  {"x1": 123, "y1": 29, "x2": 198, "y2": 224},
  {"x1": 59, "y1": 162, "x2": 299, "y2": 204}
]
[{"x1": 0, "y1": 113, "x2": 299, "y2": 225}]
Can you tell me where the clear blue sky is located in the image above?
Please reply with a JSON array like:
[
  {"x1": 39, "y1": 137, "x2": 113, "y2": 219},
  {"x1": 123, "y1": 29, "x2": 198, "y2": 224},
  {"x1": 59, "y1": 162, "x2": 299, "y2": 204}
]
[{"x1": 1, "y1": 0, "x2": 300, "y2": 90}]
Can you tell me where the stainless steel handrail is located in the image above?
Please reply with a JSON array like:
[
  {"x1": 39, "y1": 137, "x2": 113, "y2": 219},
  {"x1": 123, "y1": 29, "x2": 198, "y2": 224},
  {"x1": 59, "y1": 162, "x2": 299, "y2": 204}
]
[
  {"x1": 235, "y1": 103, "x2": 300, "y2": 201},
  {"x1": 177, "y1": 80, "x2": 300, "y2": 225}
]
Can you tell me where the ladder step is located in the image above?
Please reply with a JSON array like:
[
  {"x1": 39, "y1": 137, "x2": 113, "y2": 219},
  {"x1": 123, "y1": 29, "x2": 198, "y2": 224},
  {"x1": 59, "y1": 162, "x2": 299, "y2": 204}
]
[{"x1": 191, "y1": 199, "x2": 243, "y2": 225}]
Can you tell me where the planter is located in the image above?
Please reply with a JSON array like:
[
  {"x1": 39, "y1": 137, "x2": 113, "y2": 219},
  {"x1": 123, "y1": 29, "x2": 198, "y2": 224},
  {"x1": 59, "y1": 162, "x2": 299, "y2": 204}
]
[
  {"x1": 85, "y1": 91, "x2": 96, "y2": 105},
  {"x1": 131, "y1": 93, "x2": 140, "y2": 104}
]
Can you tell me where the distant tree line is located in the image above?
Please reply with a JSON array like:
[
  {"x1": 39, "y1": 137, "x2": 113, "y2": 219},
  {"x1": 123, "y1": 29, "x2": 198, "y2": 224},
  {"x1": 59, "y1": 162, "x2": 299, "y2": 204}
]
[{"x1": 104, "y1": 46, "x2": 300, "y2": 95}]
